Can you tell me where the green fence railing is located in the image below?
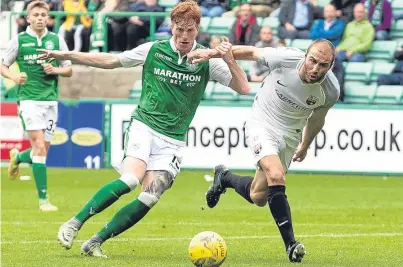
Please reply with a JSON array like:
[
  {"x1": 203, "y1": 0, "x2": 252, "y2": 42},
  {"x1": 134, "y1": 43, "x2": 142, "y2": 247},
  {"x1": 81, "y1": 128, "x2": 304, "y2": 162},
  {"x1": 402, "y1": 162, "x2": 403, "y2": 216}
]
[{"x1": 10, "y1": 11, "x2": 170, "y2": 52}]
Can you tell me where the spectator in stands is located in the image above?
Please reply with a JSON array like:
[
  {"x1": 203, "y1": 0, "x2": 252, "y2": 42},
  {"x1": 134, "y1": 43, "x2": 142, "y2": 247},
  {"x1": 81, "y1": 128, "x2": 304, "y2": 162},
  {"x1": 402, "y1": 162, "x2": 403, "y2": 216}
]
[
  {"x1": 110, "y1": 0, "x2": 133, "y2": 51},
  {"x1": 199, "y1": 0, "x2": 228, "y2": 17},
  {"x1": 278, "y1": 0, "x2": 316, "y2": 40},
  {"x1": 377, "y1": 46, "x2": 403, "y2": 85},
  {"x1": 209, "y1": 35, "x2": 222, "y2": 48},
  {"x1": 249, "y1": 27, "x2": 278, "y2": 82},
  {"x1": 80, "y1": 0, "x2": 104, "y2": 52},
  {"x1": 330, "y1": 0, "x2": 360, "y2": 24},
  {"x1": 360, "y1": 0, "x2": 392, "y2": 40},
  {"x1": 59, "y1": 0, "x2": 92, "y2": 51},
  {"x1": 229, "y1": 4, "x2": 260, "y2": 45},
  {"x1": 223, "y1": 0, "x2": 278, "y2": 18},
  {"x1": 310, "y1": 4, "x2": 345, "y2": 46},
  {"x1": 277, "y1": 39, "x2": 287, "y2": 46},
  {"x1": 126, "y1": 0, "x2": 164, "y2": 49},
  {"x1": 335, "y1": 3, "x2": 374, "y2": 62}
]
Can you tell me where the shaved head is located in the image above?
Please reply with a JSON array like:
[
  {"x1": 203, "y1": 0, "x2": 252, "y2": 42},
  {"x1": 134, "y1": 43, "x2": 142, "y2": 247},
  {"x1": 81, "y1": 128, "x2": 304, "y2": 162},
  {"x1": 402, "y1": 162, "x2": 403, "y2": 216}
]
[{"x1": 307, "y1": 39, "x2": 335, "y2": 63}]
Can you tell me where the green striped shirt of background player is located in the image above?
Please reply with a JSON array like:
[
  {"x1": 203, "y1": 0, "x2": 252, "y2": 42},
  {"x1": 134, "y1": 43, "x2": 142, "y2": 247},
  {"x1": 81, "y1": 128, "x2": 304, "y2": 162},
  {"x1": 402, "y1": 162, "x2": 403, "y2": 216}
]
[
  {"x1": 0, "y1": 0, "x2": 72, "y2": 211},
  {"x1": 38, "y1": 1, "x2": 250, "y2": 254}
]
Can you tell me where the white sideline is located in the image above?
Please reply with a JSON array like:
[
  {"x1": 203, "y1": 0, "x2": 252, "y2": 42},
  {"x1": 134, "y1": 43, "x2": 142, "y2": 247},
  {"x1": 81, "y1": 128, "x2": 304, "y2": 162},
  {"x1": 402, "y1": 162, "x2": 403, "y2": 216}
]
[
  {"x1": 1, "y1": 232, "x2": 402, "y2": 245},
  {"x1": 1, "y1": 221, "x2": 400, "y2": 228}
]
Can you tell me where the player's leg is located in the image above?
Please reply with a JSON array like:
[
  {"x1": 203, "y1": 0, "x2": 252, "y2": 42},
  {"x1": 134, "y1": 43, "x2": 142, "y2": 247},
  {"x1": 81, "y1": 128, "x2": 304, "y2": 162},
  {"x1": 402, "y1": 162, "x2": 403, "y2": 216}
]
[
  {"x1": 206, "y1": 124, "x2": 270, "y2": 207},
  {"x1": 80, "y1": 169, "x2": 175, "y2": 257},
  {"x1": 259, "y1": 150, "x2": 305, "y2": 262},
  {"x1": 8, "y1": 114, "x2": 32, "y2": 179},
  {"x1": 80, "y1": 134, "x2": 182, "y2": 257},
  {"x1": 58, "y1": 120, "x2": 149, "y2": 250}
]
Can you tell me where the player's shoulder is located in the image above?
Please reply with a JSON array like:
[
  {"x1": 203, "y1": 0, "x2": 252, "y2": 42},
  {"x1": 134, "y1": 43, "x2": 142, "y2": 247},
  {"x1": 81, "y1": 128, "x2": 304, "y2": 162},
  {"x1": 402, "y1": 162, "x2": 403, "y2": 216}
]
[{"x1": 321, "y1": 70, "x2": 341, "y2": 103}]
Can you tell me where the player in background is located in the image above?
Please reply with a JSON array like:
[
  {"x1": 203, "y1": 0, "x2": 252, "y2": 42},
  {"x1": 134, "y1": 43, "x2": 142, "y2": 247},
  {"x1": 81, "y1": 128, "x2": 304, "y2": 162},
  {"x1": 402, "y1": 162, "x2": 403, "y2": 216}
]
[
  {"x1": 38, "y1": 0, "x2": 250, "y2": 257},
  {"x1": 188, "y1": 39, "x2": 340, "y2": 263},
  {"x1": 1, "y1": 0, "x2": 72, "y2": 212}
]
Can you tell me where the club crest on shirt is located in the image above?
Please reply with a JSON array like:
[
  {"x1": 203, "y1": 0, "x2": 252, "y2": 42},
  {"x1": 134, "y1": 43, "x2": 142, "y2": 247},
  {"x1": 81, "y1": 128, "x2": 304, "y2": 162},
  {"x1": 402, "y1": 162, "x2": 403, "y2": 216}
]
[
  {"x1": 306, "y1": 95, "x2": 319, "y2": 105},
  {"x1": 253, "y1": 143, "x2": 262, "y2": 155},
  {"x1": 45, "y1": 40, "x2": 54, "y2": 50},
  {"x1": 186, "y1": 61, "x2": 198, "y2": 71}
]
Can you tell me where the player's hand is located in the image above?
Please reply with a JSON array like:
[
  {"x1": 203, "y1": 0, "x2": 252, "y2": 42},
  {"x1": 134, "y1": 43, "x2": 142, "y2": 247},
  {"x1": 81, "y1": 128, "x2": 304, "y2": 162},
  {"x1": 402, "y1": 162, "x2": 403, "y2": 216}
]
[
  {"x1": 12, "y1": 72, "x2": 27, "y2": 84},
  {"x1": 42, "y1": 63, "x2": 56, "y2": 75},
  {"x1": 292, "y1": 145, "x2": 307, "y2": 162},
  {"x1": 216, "y1": 37, "x2": 235, "y2": 64},
  {"x1": 187, "y1": 49, "x2": 216, "y2": 64},
  {"x1": 37, "y1": 49, "x2": 67, "y2": 61}
]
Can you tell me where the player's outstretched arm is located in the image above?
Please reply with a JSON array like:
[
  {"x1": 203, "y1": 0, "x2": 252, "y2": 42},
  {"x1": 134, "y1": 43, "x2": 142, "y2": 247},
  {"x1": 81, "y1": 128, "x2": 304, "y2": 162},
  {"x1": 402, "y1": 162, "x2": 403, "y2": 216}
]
[
  {"x1": 37, "y1": 50, "x2": 122, "y2": 69},
  {"x1": 215, "y1": 38, "x2": 250, "y2": 95},
  {"x1": 188, "y1": 45, "x2": 264, "y2": 63}
]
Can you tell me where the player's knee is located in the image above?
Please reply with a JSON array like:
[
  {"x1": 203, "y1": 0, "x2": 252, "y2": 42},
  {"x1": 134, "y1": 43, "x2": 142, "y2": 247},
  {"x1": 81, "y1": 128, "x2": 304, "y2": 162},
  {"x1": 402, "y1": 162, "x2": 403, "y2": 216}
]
[
  {"x1": 250, "y1": 192, "x2": 268, "y2": 207},
  {"x1": 119, "y1": 173, "x2": 140, "y2": 191},
  {"x1": 266, "y1": 169, "x2": 285, "y2": 185},
  {"x1": 138, "y1": 192, "x2": 159, "y2": 208},
  {"x1": 32, "y1": 143, "x2": 47, "y2": 156}
]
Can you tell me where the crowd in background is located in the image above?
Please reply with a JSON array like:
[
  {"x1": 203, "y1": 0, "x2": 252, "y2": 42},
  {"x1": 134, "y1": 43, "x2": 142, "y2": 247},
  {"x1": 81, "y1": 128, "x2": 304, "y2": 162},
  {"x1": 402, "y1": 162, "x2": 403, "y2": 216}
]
[{"x1": 2, "y1": 0, "x2": 403, "y2": 101}]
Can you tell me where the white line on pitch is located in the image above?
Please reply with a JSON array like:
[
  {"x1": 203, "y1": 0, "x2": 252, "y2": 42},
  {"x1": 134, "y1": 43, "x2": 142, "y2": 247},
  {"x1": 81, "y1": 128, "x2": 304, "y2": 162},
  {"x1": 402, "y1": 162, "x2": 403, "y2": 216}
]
[
  {"x1": 1, "y1": 233, "x2": 402, "y2": 245},
  {"x1": 2, "y1": 221, "x2": 401, "y2": 228}
]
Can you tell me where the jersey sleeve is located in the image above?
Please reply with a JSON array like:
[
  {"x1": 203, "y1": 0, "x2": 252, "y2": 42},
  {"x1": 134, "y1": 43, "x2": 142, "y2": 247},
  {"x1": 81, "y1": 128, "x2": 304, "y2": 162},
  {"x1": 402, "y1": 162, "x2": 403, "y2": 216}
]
[
  {"x1": 257, "y1": 47, "x2": 304, "y2": 72},
  {"x1": 2, "y1": 36, "x2": 19, "y2": 67},
  {"x1": 316, "y1": 72, "x2": 340, "y2": 110},
  {"x1": 208, "y1": 58, "x2": 232, "y2": 86},
  {"x1": 58, "y1": 35, "x2": 72, "y2": 67},
  {"x1": 118, "y1": 42, "x2": 154, "y2": 68}
]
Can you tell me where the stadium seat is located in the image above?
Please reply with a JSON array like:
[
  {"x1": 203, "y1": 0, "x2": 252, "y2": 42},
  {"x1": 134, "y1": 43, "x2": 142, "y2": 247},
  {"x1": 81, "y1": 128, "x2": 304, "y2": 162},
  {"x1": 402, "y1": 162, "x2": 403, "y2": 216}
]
[
  {"x1": 130, "y1": 80, "x2": 142, "y2": 99},
  {"x1": 372, "y1": 85, "x2": 403, "y2": 104},
  {"x1": 203, "y1": 81, "x2": 215, "y2": 100},
  {"x1": 390, "y1": 20, "x2": 403, "y2": 39},
  {"x1": 210, "y1": 82, "x2": 238, "y2": 100},
  {"x1": 159, "y1": 0, "x2": 178, "y2": 9},
  {"x1": 345, "y1": 62, "x2": 373, "y2": 83},
  {"x1": 261, "y1": 17, "x2": 280, "y2": 34},
  {"x1": 207, "y1": 17, "x2": 236, "y2": 35},
  {"x1": 367, "y1": 40, "x2": 398, "y2": 62},
  {"x1": 392, "y1": 0, "x2": 403, "y2": 13},
  {"x1": 237, "y1": 60, "x2": 252, "y2": 74},
  {"x1": 316, "y1": 0, "x2": 331, "y2": 6},
  {"x1": 370, "y1": 62, "x2": 396, "y2": 82},
  {"x1": 291, "y1": 39, "x2": 311, "y2": 51},
  {"x1": 343, "y1": 82, "x2": 377, "y2": 104},
  {"x1": 200, "y1": 17, "x2": 211, "y2": 33}
]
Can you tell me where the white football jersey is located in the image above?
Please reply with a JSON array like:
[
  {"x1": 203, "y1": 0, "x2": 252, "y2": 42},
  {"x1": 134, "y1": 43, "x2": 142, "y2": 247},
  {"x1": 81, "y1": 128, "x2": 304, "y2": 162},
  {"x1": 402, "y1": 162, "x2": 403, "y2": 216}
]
[{"x1": 249, "y1": 47, "x2": 340, "y2": 140}]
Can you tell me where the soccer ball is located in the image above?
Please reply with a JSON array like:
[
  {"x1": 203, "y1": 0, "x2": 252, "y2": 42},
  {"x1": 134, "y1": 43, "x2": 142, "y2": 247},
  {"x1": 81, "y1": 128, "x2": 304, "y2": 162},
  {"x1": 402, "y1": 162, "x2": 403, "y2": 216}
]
[{"x1": 188, "y1": 231, "x2": 227, "y2": 267}]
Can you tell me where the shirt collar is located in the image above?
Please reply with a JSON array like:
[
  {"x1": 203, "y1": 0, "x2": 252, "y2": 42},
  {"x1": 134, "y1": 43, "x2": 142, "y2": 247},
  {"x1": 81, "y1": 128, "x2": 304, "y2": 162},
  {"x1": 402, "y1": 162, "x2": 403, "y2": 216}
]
[
  {"x1": 169, "y1": 37, "x2": 198, "y2": 64},
  {"x1": 169, "y1": 37, "x2": 198, "y2": 54},
  {"x1": 26, "y1": 26, "x2": 48, "y2": 38}
]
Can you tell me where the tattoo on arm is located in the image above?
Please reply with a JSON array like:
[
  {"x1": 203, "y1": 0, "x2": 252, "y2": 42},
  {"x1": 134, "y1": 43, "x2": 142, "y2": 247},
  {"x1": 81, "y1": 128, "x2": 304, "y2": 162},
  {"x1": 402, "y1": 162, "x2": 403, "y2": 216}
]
[{"x1": 144, "y1": 171, "x2": 174, "y2": 199}]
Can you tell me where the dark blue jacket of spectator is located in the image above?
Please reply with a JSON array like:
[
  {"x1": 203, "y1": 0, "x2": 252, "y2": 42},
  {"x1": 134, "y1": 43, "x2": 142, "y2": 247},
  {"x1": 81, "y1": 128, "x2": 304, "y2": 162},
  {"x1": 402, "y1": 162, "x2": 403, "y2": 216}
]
[
  {"x1": 128, "y1": 2, "x2": 165, "y2": 27},
  {"x1": 309, "y1": 18, "x2": 345, "y2": 46}
]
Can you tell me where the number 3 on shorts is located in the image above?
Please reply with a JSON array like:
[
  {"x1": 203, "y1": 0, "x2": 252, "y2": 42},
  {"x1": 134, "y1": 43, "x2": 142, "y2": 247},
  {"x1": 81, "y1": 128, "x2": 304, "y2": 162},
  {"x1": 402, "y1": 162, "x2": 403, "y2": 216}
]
[{"x1": 46, "y1": 119, "x2": 55, "y2": 133}]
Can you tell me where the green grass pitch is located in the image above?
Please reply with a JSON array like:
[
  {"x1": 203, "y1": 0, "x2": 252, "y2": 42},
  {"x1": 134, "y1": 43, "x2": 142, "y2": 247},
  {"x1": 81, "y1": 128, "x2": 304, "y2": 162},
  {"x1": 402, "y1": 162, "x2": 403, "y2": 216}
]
[{"x1": 1, "y1": 168, "x2": 403, "y2": 267}]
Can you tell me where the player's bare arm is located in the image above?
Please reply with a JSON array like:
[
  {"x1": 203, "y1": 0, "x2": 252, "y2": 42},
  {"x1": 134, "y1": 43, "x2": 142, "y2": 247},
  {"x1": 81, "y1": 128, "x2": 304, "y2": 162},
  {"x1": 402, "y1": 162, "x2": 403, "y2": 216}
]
[
  {"x1": 217, "y1": 38, "x2": 250, "y2": 95},
  {"x1": 37, "y1": 50, "x2": 122, "y2": 69},
  {"x1": 1, "y1": 64, "x2": 27, "y2": 84},
  {"x1": 293, "y1": 107, "x2": 329, "y2": 162},
  {"x1": 188, "y1": 45, "x2": 264, "y2": 63}
]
